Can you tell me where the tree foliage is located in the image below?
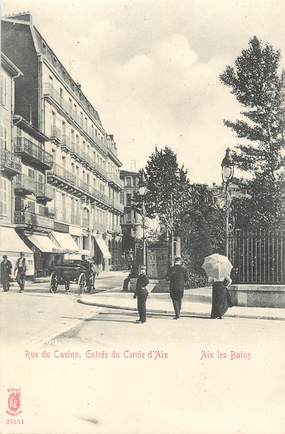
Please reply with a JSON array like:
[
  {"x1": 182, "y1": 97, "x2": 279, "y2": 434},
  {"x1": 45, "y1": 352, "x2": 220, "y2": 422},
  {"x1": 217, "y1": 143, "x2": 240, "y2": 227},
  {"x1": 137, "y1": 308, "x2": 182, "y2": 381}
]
[
  {"x1": 144, "y1": 146, "x2": 191, "y2": 232},
  {"x1": 220, "y1": 36, "x2": 285, "y2": 229},
  {"x1": 180, "y1": 184, "x2": 226, "y2": 274}
]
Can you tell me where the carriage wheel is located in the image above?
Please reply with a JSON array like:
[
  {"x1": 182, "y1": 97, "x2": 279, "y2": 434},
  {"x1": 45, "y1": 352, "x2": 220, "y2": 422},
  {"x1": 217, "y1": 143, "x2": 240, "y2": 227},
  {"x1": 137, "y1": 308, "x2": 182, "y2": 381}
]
[
  {"x1": 78, "y1": 272, "x2": 87, "y2": 296},
  {"x1": 50, "y1": 272, "x2": 58, "y2": 293}
]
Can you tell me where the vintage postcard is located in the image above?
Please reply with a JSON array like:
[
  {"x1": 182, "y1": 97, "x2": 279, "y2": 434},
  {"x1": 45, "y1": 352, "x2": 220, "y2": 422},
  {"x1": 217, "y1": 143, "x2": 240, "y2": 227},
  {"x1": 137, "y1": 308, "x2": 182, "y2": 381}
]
[{"x1": 0, "y1": 0, "x2": 285, "y2": 433}]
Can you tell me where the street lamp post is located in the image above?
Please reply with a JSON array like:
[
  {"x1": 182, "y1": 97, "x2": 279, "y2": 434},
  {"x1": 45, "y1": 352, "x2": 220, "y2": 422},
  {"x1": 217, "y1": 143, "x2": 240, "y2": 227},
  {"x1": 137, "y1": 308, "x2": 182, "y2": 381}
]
[
  {"x1": 170, "y1": 193, "x2": 175, "y2": 266},
  {"x1": 138, "y1": 170, "x2": 147, "y2": 267},
  {"x1": 221, "y1": 148, "x2": 234, "y2": 257}
]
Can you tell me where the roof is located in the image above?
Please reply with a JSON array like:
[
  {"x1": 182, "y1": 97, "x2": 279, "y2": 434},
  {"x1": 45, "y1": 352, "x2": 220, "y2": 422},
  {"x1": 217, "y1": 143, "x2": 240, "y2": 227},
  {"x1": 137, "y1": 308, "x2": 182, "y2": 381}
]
[
  {"x1": 1, "y1": 52, "x2": 23, "y2": 78},
  {"x1": 120, "y1": 169, "x2": 139, "y2": 177},
  {"x1": 3, "y1": 14, "x2": 103, "y2": 130}
]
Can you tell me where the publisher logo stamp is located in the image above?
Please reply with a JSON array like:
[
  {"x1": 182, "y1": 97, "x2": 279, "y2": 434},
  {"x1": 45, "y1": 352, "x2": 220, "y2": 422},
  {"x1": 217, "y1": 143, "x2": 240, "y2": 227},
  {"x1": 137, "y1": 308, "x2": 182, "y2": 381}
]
[{"x1": 6, "y1": 388, "x2": 22, "y2": 416}]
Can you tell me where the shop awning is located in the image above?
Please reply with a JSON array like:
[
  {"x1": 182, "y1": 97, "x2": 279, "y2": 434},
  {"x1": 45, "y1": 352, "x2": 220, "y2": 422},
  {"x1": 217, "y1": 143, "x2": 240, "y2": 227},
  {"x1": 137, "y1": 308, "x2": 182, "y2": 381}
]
[
  {"x1": 95, "y1": 237, "x2": 111, "y2": 259},
  {"x1": 0, "y1": 227, "x2": 32, "y2": 254},
  {"x1": 26, "y1": 234, "x2": 61, "y2": 253},
  {"x1": 51, "y1": 232, "x2": 79, "y2": 252}
]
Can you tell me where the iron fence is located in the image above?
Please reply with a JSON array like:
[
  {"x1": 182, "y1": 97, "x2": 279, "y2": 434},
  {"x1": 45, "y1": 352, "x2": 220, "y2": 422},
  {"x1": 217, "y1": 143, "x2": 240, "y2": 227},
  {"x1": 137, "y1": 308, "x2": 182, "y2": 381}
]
[{"x1": 229, "y1": 229, "x2": 285, "y2": 284}]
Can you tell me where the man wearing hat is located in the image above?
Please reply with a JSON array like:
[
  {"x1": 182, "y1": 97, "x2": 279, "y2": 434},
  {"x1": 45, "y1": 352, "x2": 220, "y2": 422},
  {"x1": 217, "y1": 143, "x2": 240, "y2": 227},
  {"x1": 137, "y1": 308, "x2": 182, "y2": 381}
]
[
  {"x1": 0, "y1": 255, "x2": 12, "y2": 292},
  {"x1": 14, "y1": 252, "x2": 27, "y2": 293},
  {"x1": 167, "y1": 257, "x2": 188, "y2": 319},
  {"x1": 133, "y1": 265, "x2": 149, "y2": 323}
]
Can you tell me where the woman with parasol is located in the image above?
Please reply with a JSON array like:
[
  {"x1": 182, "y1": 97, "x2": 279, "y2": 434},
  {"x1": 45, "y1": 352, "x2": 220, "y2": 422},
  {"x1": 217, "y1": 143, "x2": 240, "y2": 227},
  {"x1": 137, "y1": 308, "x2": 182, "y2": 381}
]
[{"x1": 202, "y1": 254, "x2": 233, "y2": 319}]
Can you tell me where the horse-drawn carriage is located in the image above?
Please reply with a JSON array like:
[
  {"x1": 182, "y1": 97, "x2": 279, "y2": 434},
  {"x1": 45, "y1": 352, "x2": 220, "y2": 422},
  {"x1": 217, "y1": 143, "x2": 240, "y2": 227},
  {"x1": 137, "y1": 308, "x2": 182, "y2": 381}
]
[{"x1": 49, "y1": 258, "x2": 95, "y2": 295}]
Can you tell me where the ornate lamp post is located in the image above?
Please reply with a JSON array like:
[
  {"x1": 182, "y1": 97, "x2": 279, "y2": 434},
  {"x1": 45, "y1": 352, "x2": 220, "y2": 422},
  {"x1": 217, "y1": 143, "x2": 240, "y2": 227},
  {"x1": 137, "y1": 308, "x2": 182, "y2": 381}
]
[
  {"x1": 221, "y1": 148, "x2": 234, "y2": 257},
  {"x1": 138, "y1": 170, "x2": 147, "y2": 266}
]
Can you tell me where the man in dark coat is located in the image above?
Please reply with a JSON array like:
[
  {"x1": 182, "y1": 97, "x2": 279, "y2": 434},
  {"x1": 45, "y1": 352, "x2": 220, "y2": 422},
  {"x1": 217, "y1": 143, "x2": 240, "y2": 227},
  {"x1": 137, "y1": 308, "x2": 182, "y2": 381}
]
[
  {"x1": 133, "y1": 266, "x2": 149, "y2": 323},
  {"x1": 14, "y1": 252, "x2": 27, "y2": 292},
  {"x1": 167, "y1": 257, "x2": 188, "y2": 319},
  {"x1": 0, "y1": 255, "x2": 12, "y2": 292}
]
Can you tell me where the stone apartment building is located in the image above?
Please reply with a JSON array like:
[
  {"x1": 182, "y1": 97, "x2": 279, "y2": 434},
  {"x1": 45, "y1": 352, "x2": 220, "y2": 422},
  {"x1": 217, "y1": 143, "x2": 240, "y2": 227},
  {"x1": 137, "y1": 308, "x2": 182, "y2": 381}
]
[
  {"x1": 1, "y1": 12, "x2": 124, "y2": 275},
  {"x1": 0, "y1": 52, "x2": 34, "y2": 274}
]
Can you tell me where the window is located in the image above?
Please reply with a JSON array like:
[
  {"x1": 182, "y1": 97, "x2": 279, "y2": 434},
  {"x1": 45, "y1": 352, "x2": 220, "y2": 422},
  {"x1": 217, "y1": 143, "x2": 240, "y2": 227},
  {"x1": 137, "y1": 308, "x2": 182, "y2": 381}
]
[
  {"x1": 0, "y1": 75, "x2": 7, "y2": 106},
  {"x1": 60, "y1": 88, "x2": 63, "y2": 100},
  {"x1": 126, "y1": 193, "x2": 132, "y2": 206},
  {"x1": 62, "y1": 193, "x2": 66, "y2": 221},
  {"x1": 28, "y1": 200, "x2": 35, "y2": 213},
  {"x1": 0, "y1": 126, "x2": 7, "y2": 149},
  {"x1": 0, "y1": 177, "x2": 8, "y2": 217},
  {"x1": 126, "y1": 177, "x2": 132, "y2": 187},
  {"x1": 51, "y1": 111, "x2": 56, "y2": 127},
  {"x1": 28, "y1": 168, "x2": 35, "y2": 179},
  {"x1": 71, "y1": 129, "x2": 75, "y2": 146}
]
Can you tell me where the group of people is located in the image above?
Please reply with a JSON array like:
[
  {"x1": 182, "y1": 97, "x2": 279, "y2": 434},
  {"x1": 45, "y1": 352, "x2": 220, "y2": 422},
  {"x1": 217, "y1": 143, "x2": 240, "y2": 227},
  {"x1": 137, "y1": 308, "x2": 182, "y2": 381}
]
[
  {"x1": 0, "y1": 253, "x2": 27, "y2": 292},
  {"x1": 133, "y1": 256, "x2": 232, "y2": 323}
]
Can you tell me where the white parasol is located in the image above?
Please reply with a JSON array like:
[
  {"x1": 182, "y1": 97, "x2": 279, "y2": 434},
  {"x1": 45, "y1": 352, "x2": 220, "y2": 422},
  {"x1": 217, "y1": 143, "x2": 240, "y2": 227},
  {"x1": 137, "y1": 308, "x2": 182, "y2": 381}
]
[{"x1": 202, "y1": 253, "x2": 233, "y2": 281}]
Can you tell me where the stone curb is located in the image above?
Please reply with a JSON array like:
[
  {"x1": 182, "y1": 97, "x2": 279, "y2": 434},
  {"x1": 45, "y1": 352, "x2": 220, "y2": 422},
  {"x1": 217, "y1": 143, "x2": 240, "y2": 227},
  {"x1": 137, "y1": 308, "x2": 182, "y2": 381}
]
[{"x1": 77, "y1": 299, "x2": 285, "y2": 321}]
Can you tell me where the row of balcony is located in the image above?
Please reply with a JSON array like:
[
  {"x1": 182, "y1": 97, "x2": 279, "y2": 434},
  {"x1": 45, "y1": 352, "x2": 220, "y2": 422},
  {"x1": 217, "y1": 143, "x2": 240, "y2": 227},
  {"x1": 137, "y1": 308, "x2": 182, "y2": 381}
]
[
  {"x1": 14, "y1": 137, "x2": 53, "y2": 170},
  {"x1": 14, "y1": 211, "x2": 55, "y2": 229},
  {"x1": 47, "y1": 163, "x2": 123, "y2": 212},
  {"x1": 58, "y1": 133, "x2": 123, "y2": 189},
  {"x1": 14, "y1": 174, "x2": 54, "y2": 202},
  {"x1": 44, "y1": 83, "x2": 106, "y2": 154},
  {"x1": 0, "y1": 147, "x2": 22, "y2": 177},
  {"x1": 14, "y1": 209, "x2": 122, "y2": 235}
]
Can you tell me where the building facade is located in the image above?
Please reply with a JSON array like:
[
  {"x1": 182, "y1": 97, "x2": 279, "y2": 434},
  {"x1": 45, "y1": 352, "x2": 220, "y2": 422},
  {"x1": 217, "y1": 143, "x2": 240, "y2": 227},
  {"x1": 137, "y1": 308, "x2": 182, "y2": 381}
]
[
  {"x1": 2, "y1": 13, "x2": 124, "y2": 274},
  {"x1": 0, "y1": 52, "x2": 34, "y2": 274}
]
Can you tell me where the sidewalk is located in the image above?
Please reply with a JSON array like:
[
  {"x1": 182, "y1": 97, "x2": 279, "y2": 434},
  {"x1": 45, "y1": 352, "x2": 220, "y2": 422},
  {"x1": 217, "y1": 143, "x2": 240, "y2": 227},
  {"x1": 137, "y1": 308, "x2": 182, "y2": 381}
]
[{"x1": 79, "y1": 289, "x2": 285, "y2": 321}]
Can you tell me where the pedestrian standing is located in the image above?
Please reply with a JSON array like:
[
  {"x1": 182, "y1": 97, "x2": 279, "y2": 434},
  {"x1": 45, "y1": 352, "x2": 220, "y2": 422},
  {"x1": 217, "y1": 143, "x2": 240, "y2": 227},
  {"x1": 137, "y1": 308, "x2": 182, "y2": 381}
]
[
  {"x1": 14, "y1": 252, "x2": 26, "y2": 293},
  {"x1": 0, "y1": 255, "x2": 12, "y2": 292},
  {"x1": 167, "y1": 257, "x2": 188, "y2": 319},
  {"x1": 210, "y1": 277, "x2": 232, "y2": 319},
  {"x1": 133, "y1": 266, "x2": 149, "y2": 324}
]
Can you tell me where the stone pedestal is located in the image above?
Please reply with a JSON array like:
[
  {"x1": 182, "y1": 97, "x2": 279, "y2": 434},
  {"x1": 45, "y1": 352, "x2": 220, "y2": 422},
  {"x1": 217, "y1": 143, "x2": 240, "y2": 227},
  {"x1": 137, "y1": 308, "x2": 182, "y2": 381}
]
[{"x1": 230, "y1": 285, "x2": 285, "y2": 308}]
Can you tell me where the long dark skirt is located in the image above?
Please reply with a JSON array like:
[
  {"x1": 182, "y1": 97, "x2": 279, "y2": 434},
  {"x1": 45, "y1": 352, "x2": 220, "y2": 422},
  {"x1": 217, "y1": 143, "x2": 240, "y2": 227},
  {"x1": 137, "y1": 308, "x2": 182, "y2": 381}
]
[{"x1": 211, "y1": 281, "x2": 228, "y2": 318}]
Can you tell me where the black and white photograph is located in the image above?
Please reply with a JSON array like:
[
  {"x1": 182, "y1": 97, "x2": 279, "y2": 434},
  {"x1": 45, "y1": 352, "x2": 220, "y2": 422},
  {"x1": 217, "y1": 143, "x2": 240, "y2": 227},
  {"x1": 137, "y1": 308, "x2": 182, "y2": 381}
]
[{"x1": 0, "y1": 0, "x2": 285, "y2": 433}]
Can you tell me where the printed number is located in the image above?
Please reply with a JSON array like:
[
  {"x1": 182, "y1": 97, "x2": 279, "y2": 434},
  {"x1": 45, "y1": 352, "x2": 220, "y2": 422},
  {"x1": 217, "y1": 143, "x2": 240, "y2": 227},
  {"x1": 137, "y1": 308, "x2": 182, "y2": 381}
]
[{"x1": 6, "y1": 418, "x2": 24, "y2": 424}]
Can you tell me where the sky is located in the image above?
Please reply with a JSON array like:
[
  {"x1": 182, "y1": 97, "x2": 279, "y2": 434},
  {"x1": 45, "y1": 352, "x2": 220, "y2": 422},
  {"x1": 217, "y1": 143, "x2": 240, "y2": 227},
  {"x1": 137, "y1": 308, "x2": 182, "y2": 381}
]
[{"x1": 2, "y1": 0, "x2": 285, "y2": 184}]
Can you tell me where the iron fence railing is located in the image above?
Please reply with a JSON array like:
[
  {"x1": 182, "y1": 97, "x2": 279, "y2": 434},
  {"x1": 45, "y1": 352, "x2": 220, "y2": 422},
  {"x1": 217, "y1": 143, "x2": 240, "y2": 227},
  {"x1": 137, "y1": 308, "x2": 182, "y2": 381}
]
[{"x1": 229, "y1": 229, "x2": 285, "y2": 284}]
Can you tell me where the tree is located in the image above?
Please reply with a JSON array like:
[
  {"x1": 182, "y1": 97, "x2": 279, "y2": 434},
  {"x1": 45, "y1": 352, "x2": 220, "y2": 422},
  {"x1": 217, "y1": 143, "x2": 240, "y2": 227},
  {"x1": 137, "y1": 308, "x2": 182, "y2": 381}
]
[
  {"x1": 144, "y1": 146, "x2": 191, "y2": 233},
  {"x1": 220, "y1": 36, "x2": 285, "y2": 229},
  {"x1": 180, "y1": 184, "x2": 226, "y2": 275}
]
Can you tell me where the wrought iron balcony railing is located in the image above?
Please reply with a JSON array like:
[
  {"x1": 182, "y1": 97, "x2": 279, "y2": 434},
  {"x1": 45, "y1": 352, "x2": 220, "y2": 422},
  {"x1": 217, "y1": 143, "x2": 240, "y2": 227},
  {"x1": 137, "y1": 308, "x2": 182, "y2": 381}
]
[
  {"x1": 14, "y1": 137, "x2": 53, "y2": 169},
  {"x1": 14, "y1": 174, "x2": 36, "y2": 195},
  {"x1": 48, "y1": 163, "x2": 111, "y2": 208},
  {"x1": 44, "y1": 83, "x2": 106, "y2": 153},
  {"x1": 35, "y1": 182, "x2": 54, "y2": 202},
  {"x1": 0, "y1": 147, "x2": 22, "y2": 176},
  {"x1": 50, "y1": 125, "x2": 61, "y2": 143},
  {"x1": 14, "y1": 211, "x2": 54, "y2": 229}
]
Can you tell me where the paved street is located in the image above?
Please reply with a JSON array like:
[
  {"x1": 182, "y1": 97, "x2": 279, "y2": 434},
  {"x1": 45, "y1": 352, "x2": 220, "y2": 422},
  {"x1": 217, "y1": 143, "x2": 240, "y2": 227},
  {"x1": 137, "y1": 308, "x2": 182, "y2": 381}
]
[{"x1": 1, "y1": 273, "x2": 285, "y2": 434}]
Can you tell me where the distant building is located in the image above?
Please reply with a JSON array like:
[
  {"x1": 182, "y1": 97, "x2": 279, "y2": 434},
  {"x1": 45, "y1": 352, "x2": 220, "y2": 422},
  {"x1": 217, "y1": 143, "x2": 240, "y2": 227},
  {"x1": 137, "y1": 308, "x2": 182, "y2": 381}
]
[
  {"x1": 120, "y1": 169, "x2": 159, "y2": 244},
  {"x1": 2, "y1": 13, "x2": 124, "y2": 274},
  {"x1": 0, "y1": 52, "x2": 34, "y2": 274}
]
